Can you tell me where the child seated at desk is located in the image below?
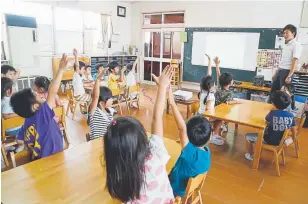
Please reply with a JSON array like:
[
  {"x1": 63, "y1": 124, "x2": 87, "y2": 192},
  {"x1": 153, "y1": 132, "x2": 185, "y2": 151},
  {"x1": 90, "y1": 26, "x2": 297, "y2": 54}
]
[
  {"x1": 1, "y1": 65, "x2": 21, "y2": 82},
  {"x1": 245, "y1": 90, "x2": 297, "y2": 161},
  {"x1": 281, "y1": 83, "x2": 296, "y2": 112},
  {"x1": 83, "y1": 65, "x2": 93, "y2": 81},
  {"x1": 108, "y1": 61, "x2": 126, "y2": 90},
  {"x1": 125, "y1": 57, "x2": 138, "y2": 108},
  {"x1": 1, "y1": 77, "x2": 21, "y2": 136},
  {"x1": 168, "y1": 86, "x2": 211, "y2": 197},
  {"x1": 213, "y1": 57, "x2": 241, "y2": 145},
  {"x1": 10, "y1": 54, "x2": 68, "y2": 160},
  {"x1": 104, "y1": 66, "x2": 174, "y2": 203},
  {"x1": 72, "y1": 49, "x2": 91, "y2": 102},
  {"x1": 88, "y1": 71, "x2": 115, "y2": 141}
]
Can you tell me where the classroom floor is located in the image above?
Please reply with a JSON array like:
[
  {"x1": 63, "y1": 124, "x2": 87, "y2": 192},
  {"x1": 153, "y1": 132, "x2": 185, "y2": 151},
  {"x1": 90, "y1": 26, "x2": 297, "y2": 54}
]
[{"x1": 16, "y1": 84, "x2": 308, "y2": 203}]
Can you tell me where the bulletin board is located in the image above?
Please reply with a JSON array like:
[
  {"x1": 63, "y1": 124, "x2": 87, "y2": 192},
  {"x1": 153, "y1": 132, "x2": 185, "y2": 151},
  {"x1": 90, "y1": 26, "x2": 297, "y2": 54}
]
[{"x1": 183, "y1": 27, "x2": 282, "y2": 83}]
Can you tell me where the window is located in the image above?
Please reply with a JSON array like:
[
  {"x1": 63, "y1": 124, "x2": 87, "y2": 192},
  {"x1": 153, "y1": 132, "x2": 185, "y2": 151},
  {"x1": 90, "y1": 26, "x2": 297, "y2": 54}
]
[
  {"x1": 143, "y1": 12, "x2": 184, "y2": 25},
  {"x1": 84, "y1": 11, "x2": 101, "y2": 30}
]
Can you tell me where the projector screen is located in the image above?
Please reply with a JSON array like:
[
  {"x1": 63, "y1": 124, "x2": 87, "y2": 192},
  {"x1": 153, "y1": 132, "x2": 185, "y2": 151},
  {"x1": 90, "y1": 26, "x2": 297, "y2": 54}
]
[{"x1": 191, "y1": 32, "x2": 260, "y2": 71}]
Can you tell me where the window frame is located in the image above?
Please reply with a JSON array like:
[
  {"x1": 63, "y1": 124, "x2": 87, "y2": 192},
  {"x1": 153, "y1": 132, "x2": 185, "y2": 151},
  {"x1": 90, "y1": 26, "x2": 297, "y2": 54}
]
[{"x1": 142, "y1": 11, "x2": 185, "y2": 29}]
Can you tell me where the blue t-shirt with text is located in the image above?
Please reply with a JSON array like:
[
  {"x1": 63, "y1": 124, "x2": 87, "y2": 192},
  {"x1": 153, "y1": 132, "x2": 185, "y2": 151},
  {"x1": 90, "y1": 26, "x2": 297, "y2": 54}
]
[
  {"x1": 264, "y1": 110, "x2": 296, "y2": 145},
  {"x1": 17, "y1": 102, "x2": 63, "y2": 160},
  {"x1": 169, "y1": 142, "x2": 211, "y2": 197}
]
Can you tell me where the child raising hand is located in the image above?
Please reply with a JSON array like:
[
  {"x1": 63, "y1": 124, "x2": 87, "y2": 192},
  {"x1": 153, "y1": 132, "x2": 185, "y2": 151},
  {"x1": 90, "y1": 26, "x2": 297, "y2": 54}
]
[{"x1": 104, "y1": 66, "x2": 174, "y2": 203}]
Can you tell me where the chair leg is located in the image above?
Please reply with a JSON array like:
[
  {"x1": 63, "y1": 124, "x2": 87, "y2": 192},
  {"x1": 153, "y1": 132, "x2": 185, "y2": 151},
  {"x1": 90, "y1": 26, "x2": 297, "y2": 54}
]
[
  {"x1": 274, "y1": 151, "x2": 280, "y2": 176},
  {"x1": 281, "y1": 149, "x2": 286, "y2": 165},
  {"x1": 294, "y1": 137, "x2": 299, "y2": 158},
  {"x1": 118, "y1": 104, "x2": 123, "y2": 115},
  {"x1": 62, "y1": 129, "x2": 69, "y2": 149},
  {"x1": 126, "y1": 100, "x2": 131, "y2": 114},
  {"x1": 1, "y1": 144, "x2": 9, "y2": 167},
  {"x1": 72, "y1": 103, "x2": 78, "y2": 120},
  {"x1": 10, "y1": 151, "x2": 16, "y2": 168},
  {"x1": 198, "y1": 190, "x2": 203, "y2": 204},
  {"x1": 66, "y1": 104, "x2": 70, "y2": 116}
]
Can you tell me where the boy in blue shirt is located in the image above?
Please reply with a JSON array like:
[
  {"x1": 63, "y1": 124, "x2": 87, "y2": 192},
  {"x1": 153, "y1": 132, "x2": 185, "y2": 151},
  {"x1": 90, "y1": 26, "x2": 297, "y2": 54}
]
[
  {"x1": 10, "y1": 54, "x2": 68, "y2": 160},
  {"x1": 168, "y1": 87, "x2": 211, "y2": 197},
  {"x1": 245, "y1": 90, "x2": 297, "y2": 160}
]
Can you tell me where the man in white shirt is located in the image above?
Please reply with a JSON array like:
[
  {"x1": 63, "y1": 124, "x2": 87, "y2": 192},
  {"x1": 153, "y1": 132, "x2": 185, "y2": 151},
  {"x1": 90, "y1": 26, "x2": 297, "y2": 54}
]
[{"x1": 271, "y1": 24, "x2": 302, "y2": 96}]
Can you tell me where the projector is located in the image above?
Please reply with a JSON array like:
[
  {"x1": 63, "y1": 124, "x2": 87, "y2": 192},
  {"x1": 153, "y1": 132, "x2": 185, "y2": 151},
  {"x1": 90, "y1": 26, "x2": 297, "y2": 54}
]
[{"x1": 173, "y1": 90, "x2": 193, "y2": 101}]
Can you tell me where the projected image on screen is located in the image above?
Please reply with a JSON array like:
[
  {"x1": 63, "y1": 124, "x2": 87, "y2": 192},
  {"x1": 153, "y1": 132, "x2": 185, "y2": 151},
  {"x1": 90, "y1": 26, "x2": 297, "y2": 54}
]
[{"x1": 191, "y1": 32, "x2": 260, "y2": 71}]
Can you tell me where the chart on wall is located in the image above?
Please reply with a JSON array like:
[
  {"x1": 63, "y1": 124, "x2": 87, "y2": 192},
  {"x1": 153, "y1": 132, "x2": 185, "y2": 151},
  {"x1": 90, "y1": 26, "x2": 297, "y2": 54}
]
[{"x1": 191, "y1": 32, "x2": 260, "y2": 71}]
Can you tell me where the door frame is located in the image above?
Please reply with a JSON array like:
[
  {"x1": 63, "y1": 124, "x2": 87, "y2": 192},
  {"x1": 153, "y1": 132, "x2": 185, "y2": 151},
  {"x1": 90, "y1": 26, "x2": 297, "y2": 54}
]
[{"x1": 140, "y1": 27, "x2": 184, "y2": 84}]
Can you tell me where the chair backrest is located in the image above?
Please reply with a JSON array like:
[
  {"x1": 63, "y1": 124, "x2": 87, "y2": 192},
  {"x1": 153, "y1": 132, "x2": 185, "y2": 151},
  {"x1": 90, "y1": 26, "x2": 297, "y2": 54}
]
[
  {"x1": 111, "y1": 88, "x2": 121, "y2": 97},
  {"x1": 278, "y1": 129, "x2": 291, "y2": 149},
  {"x1": 297, "y1": 112, "x2": 306, "y2": 137},
  {"x1": 128, "y1": 84, "x2": 140, "y2": 93},
  {"x1": 190, "y1": 101, "x2": 200, "y2": 116},
  {"x1": 1, "y1": 117, "x2": 25, "y2": 140},
  {"x1": 183, "y1": 172, "x2": 207, "y2": 202},
  {"x1": 66, "y1": 86, "x2": 74, "y2": 101},
  {"x1": 53, "y1": 106, "x2": 66, "y2": 126}
]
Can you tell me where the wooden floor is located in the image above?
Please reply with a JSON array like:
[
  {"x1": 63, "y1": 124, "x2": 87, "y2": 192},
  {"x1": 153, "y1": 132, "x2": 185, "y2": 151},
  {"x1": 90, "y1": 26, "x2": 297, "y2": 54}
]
[{"x1": 13, "y1": 84, "x2": 308, "y2": 203}]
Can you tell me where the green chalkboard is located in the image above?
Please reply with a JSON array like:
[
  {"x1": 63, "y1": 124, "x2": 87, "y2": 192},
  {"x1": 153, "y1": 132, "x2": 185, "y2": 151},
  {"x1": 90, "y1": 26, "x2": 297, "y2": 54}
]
[{"x1": 183, "y1": 27, "x2": 282, "y2": 83}]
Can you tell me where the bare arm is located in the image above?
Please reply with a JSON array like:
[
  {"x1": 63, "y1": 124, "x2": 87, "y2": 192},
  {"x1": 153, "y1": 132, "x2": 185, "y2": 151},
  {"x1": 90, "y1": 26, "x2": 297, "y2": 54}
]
[
  {"x1": 46, "y1": 54, "x2": 68, "y2": 109},
  {"x1": 151, "y1": 66, "x2": 173, "y2": 137},
  {"x1": 291, "y1": 126, "x2": 297, "y2": 138},
  {"x1": 205, "y1": 54, "x2": 212, "y2": 76},
  {"x1": 73, "y1": 48, "x2": 80, "y2": 74},
  {"x1": 205, "y1": 100, "x2": 214, "y2": 110},
  {"x1": 286, "y1": 58, "x2": 297, "y2": 83},
  {"x1": 89, "y1": 71, "x2": 105, "y2": 116},
  {"x1": 168, "y1": 88, "x2": 188, "y2": 148},
  {"x1": 132, "y1": 56, "x2": 138, "y2": 73},
  {"x1": 214, "y1": 57, "x2": 221, "y2": 79},
  {"x1": 2, "y1": 113, "x2": 19, "y2": 119},
  {"x1": 118, "y1": 67, "x2": 126, "y2": 82}
]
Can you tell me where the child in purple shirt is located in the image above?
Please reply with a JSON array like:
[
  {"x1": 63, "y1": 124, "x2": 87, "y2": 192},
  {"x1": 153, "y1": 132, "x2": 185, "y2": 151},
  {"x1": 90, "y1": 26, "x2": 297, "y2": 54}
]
[{"x1": 11, "y1": 54, "x2": 69, "y2": 160}]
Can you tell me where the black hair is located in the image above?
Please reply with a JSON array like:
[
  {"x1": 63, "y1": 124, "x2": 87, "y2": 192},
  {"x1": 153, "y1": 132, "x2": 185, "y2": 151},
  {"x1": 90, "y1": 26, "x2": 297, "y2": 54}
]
[
  {"x1": 104, "y1": 116, "x2": 150, "y2": 202},
  {"x1": 1, "y1": 65, "x2": 16, "y2": 75},
  {"x1": 283, "y1": 24, "x2": 297, "y2": 37},
  {"x1": 73, "y1": 61, "x2": 86, "y2": 71},
  {"x1": 282, "y1": 83, "x2": 296, "y2": 110},
  {"x1": 1, "y1": 77, "x2": 13, "y2": 99},
  {"x1": 95, "y1": 63, "x2": 104, "y2": 72},
  {"x1": 219, "y1": 72, "x2": 233, "y2": 87},
  {"x1": 85, "y1": 65, "x2": 92, "y2": 71},
  {"x1": 124, "y1": 63, "x2": 133, "y2": 75},
  {"x1": 10, "y1": 88, "x2": 37, "y2": 118},
  {"x1": 199, "y1": 75, "x2": 214, "y2": 105},
  {"x1": 108, "y1": 61, "x2": 119, "y2": 72},
  {"x1": 271, "y1": 90, "x2": 291, "y2": 110},
  {"x1": 186, "y1": 116, "x2": 212, "y2": 147},
  {"x1": 34, "y1": 76, "x2": 51, "y2": 92}
]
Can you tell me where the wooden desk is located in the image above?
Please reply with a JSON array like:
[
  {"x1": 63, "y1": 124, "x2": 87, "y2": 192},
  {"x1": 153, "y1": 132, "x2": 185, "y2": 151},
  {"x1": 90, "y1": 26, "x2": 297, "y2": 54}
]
[
  {"x1": 233, "y1": 81, "x2": 271, "y2": 92},
  {"x1": 166, "y1": 99, "x2": 198, "y2": 119},
  {"x1": 204, "y1": 100, "x2": 273, "y2": 170},
  {"x1": 1, "y1": 137, "x2": 181, "y2": 203}
]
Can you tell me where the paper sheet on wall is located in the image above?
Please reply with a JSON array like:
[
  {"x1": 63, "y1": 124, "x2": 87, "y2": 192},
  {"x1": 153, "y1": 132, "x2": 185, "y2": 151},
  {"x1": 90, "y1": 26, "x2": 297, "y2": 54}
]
[{"x1": 275, "y1": 35, "x2": 284, "y2": 49}]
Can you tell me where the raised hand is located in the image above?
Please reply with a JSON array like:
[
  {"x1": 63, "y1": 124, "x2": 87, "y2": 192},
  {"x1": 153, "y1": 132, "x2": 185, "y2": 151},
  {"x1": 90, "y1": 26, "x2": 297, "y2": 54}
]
[
  {"x1": 151, "y1": 65, "x2": 174, "y2": 88},
  {"x1": 205, "y1": 54, "x2": 211, "y2": 61},
  {"x1": 59, "y1": 54, "x2": 68, "y2": 70},
  {"x1": 214, "y1": 57, "x2": 220, "y2": 65},
  {"x1": 73, "y1": 48, "x2": 78, "y2": 57}
]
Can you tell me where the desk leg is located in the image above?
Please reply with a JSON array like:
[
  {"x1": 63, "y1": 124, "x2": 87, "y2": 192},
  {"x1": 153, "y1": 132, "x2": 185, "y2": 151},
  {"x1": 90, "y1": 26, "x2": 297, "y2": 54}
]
[
  {"x1": 186, "y1": 105, "x2": 191, "y2": 119},
  {"x1": 166, "y1": 99, "x2": 170, "y2": 114},
  {"x1": 252, "y1": 128, "x2": 265, "y2": 170}
]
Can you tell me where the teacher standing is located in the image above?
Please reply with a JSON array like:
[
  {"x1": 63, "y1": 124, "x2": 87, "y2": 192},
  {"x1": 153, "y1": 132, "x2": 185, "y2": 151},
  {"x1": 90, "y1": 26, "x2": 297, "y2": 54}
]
[{"x1": 271, "y1": 24, "x2": 302, "y2": 95}]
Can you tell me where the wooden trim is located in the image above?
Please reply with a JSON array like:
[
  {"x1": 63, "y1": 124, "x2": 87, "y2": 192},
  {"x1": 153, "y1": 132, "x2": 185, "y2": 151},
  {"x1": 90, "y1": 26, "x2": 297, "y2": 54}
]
[{"x1": 142, "y1": 10, "x2": 185, "y2": 15}]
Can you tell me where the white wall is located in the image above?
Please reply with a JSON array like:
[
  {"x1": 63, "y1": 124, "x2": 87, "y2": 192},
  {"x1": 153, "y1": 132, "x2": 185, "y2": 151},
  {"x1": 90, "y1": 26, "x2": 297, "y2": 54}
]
[{"x1": 131, "y1": 1, "x2": 307, "y2": 80}]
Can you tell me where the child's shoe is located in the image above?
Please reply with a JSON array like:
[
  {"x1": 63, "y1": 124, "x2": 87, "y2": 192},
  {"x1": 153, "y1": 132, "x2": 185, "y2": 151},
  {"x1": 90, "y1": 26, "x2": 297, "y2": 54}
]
[{"x1": 245, "y1": 153, "x2": 254, "y2": 161}]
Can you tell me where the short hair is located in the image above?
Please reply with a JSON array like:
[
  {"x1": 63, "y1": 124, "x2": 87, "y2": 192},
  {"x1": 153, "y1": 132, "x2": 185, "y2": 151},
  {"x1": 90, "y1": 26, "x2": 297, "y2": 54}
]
[
  {"x1": 219, "y1": 72, "x2": 233, "y2": 87},
  {"x1": 98, "y1": 86, "x2": 112, "y2": 104},
  {"x1": 95, "y1": 63, "x2": 104, "y2": 71},
  {"x1": 271, "y1": 90, "x2": 291, "y2": 110},
  {"x1": 283, "y1": 24, "x2": 297, "y2": 37},
  {"x1": 108, "y1": 61, "x2": 119, "y2": 72},
  {"x1": 34, "y1": 76, "x2": 51, "y2": 92},
  {"x1": 1, "y1": 65, "x2": 16, "y2": 75},
  {"x1": 186, "y1": 116, "x2": 212, "y2": 147},
  {"x1": 1, "y1": 77, "x2": 13, "y2": 99},
  {"x1": 85, "y1": 65, "x2": 92, "y2": 71},
  {"x1": 73, "y1": 61, "x2": 86, "y2": 71},
  {"x1": 10, "y1": 88, "x2": 36, "y2": 118},
  {"x1": 125, "y1": 63, "x2": 133, "y2": 75},
  {"x1": 104, "y1": 116, "x2": 150, "y2": 202}
]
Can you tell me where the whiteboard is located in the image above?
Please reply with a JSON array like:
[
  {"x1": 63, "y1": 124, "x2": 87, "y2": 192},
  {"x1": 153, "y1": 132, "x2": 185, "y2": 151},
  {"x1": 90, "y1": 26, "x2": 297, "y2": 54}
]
[
  {"x1": 191, "y1": 32, "x2": 260, "y2": 71},
  {"x1": 55, "y1": 30, "x2": 83, "y2": 54}
]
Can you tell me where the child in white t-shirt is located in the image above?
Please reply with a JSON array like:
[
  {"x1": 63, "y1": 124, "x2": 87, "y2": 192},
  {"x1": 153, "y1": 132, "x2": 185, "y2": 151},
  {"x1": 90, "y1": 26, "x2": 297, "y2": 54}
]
[{"x1": 125, "y1": 57, "x2": 139, "y2": 108}]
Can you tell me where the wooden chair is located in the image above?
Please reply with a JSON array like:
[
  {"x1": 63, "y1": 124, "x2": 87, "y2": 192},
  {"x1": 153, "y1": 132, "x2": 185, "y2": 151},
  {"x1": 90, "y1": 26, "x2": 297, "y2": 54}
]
[
  {"x1": 175, "y1": 172, "x2": 207, "y2": 204},
  {"x1": 287, "y1": 112, "x2": 306, "y2": 158},
  {"x1": 124, "y1": 84, "x2": 141, "y2": 114},
  {"x1": 1, "y1": 116, "x2": 25, "y2": 167},
  {"x1": 9, "y1": 149, "x2": 31, "y2": 168},
  {"x1": 261, "y1": 129, "x2": 291, "y2": 176},
  {"x1": 190, "y1": 101, "x2": 200, "y2": 117},
  {"x1": 66, "y1": 86, "x2": 89, "y2": 120},
  {"x1": 54, "y1": 106, "x2": 70, "y2": 149},
  {"x1": 85, "y1": 133, "x2": 90, "y2": 142},
  {"x1": 111, "y1": 87, "x2": 126, "y2": 115}
]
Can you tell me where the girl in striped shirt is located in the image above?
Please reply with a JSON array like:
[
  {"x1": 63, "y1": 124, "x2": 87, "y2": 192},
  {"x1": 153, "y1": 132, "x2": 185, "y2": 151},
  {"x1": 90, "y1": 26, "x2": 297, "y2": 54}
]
[{"x1": 88, "y1": 71, "x2": 115, "y2": 140}]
